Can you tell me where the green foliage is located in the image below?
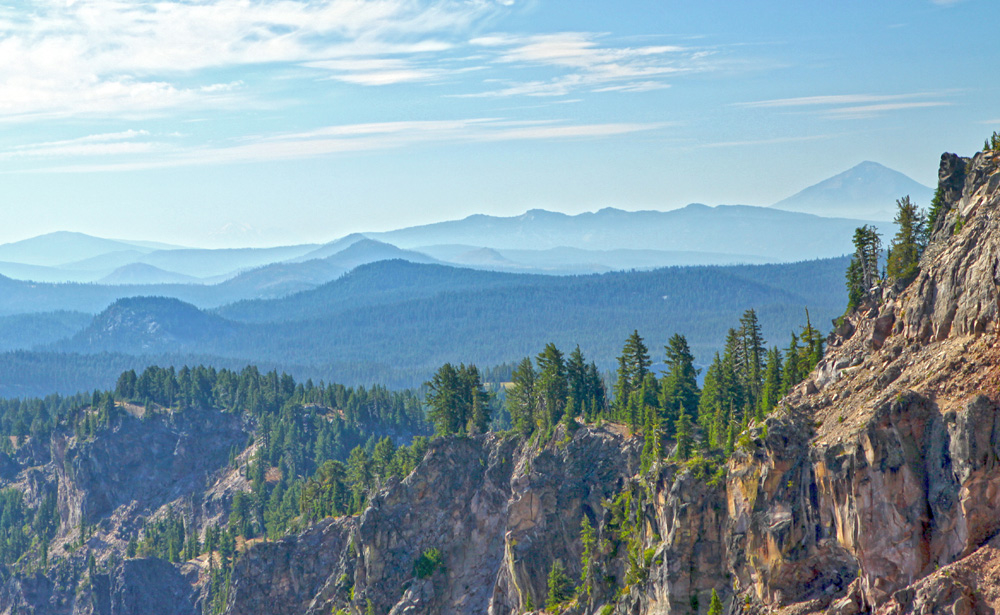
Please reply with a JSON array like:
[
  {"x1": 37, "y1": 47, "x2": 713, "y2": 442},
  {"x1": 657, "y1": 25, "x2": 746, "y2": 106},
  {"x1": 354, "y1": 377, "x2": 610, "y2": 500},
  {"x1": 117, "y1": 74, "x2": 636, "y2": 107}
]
[
  {"x1": 640, "y1": 413, "x2": 663, "y2": 473},
  {"x1": 758, "y1": 346, "x2": 783, "y2": 416},
  {"x1": 674, "y1": 406, "x2": 692, "y2": 461},
  {"x1": 886, "y1": 195, "x2": 927, "y2": 284},
  {"x1": 426, "y1": 363, "x2": 491, "y2": 436},
  {"x1": 845, "y1": 257, "x2": 864, "y2": 310},
  {"x1": 985, "y1": 131, "x2": 1000, "y2": 153},
  {"x1": 660, "y1": 334, "x2": 701, "y2": 425},
  {"x1": 848, "y1": 225, "x2": 882, "y2": 307},
  {"x1": 508, "y1": 358, "x2": 538, "y2": 437},
  {"x1": 927, "y1": 185, "x2": 946, "y2": 233},
  {"x1": 613, "y1": 330, "x2": 651, "y2": 425},
  {"x1": 546, "y1": 558, "x2": 575, "y2": 609},
  {"x1": 506, "y1": 344, "x2": 604, "y2": 438},
  {"x1": 0, "y1": 488, "x2": 59, "y2": 566},
  {"x1": 579, "y1": 515, "x2": 597, "y2": 598},
  {"x1": 413, "y1": 547, "x2": 444, "y2": 579},
  {"x1": 136, "y1": 512, "x2": 188, "y2": 563},
  {"x1": 707, "y1": 589, "x2": 723, "y2": 615},
  {"x1": 536, "y1": 343, "x2": 569, "y2": 432}
]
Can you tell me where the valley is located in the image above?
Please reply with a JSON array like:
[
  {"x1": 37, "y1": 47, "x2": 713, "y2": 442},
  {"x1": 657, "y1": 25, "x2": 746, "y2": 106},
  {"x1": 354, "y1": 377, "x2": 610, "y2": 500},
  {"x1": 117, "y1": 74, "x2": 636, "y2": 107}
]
[{"x1": 0, "y1": 141, "x2": 993, "y2": 615}]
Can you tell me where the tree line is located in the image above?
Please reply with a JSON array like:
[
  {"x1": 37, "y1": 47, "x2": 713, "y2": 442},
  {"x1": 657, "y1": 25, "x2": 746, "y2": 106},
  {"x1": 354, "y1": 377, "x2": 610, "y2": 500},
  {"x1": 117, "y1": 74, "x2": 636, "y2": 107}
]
[
  {"x1": 424, "y1": 307, "x2": 824, "y2": 472},
  {"x1": 846, "y1": 195, "x2": 930, "y2": 310}
]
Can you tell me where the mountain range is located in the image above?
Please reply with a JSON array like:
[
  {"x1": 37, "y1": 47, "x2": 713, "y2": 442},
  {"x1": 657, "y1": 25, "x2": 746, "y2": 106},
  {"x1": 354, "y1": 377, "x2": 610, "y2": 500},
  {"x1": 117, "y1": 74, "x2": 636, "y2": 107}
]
[
  {"x1": 0, "y1": 161, "x2": 922, "y2": 288},
  {"x1": 0, "y1": 160, "x2": 928, "y2": 395},
  {"x1": 0, "y1": 255, "x2": 849, "y2": 397}
]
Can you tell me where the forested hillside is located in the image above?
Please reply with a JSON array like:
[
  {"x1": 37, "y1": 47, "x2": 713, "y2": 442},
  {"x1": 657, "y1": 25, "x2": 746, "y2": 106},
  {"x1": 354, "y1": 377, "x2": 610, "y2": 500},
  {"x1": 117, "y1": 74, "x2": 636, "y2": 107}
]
[{"x1": 0, "y1": 257, "x2": 848, "y2": 396}]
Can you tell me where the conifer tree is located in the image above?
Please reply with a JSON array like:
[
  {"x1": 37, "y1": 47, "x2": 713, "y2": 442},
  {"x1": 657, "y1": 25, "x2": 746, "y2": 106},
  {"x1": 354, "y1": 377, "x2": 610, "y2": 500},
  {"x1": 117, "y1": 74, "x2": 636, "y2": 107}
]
[
  {"x1": 780, "y1": 333, "x2": 801, "y2": 396},
  {"x1": 566, "y1": 346, "x2": 588, "y2": 415},
  {"x1": 759, "y1": 347, "x2": 783, "y2": 417},
  {"x1": 675, "y1": 405, "x2": 692, "y2": 461},
  {"x1": 738, "y1": 309, "x2": 766, "y2": 412},
  {"x1": 426, "y1": 363, "x2": 461, "y2": 436},
  {"x1": 661, "y1": 333, "x2": 700, "y2": 424},
  {"x1": 707, "y1": 589, "x2": 723, "y2": 615},
  {"x1": 845, "y1": 257, "x2": 864, "y2": 310},
  {"x1": 536, "y1": 343, "x2": 568, "y2": 431},
  {"x1": 640, "y1": 413, "x2": 663, "y2": 473},
  {"x1": 546, "y1": 559, "x2": 574, "y2": 609},
  {"x1": 507, "y1": 358, "x2": 537, "y2": 436},
  {"x1": 927, "y1": 185, "x2": 946, "y2": 234},
  {"x1": 850, "y1": 225, "x2": 882, "y2": 301},
  {"x1": 697, "y1": 353, "x2": 724, "y2": 432},
  {"x1": 579, "y1": 516, "x2": 596, "y2": 598},
  {"x1": 613, "y1": 331, "x2": 651, "y2": 418},
  {"x1": 886, "y1": 195, "x2": 927, "y2": 283},
  {"x1": 584, "y1": 362, "x2": 606, "y2": 419},
  {"x1": 426, "y1": 363, "x2": 490, "y2": 436}
]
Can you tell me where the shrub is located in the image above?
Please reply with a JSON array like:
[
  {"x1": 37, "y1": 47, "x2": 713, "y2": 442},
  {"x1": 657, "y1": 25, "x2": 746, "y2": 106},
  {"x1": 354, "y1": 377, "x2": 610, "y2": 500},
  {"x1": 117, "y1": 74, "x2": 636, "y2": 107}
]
[{"x1": 413, "y1": 548, "x2": 444, "y2": 579}]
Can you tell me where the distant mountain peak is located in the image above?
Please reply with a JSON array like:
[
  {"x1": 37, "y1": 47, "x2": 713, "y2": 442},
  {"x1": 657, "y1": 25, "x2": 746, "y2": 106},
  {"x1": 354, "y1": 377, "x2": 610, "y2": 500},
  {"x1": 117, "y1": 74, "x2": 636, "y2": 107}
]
[{"x1": 771, "y1": 161, "x2": 933, "y2": 222}]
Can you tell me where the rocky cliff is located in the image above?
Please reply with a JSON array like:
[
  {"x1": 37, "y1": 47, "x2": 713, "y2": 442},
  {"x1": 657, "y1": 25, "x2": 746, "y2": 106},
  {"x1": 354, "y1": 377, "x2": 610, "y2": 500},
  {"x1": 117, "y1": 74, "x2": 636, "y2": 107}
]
[
  {"x1": 211, "y1": 146, "x2": 1000, "y2": 615},
  {"x1": 3, "y1": 146, "x2": 1000, "y2": 615}
]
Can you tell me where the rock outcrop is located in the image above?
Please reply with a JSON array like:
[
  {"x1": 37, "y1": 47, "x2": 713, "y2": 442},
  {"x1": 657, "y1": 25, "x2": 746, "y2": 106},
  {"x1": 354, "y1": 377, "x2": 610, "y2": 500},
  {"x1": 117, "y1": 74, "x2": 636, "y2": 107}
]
[
  {"x1": 215, "y1": 146, "x2": 1000, "y2": 615},
  {"x1": 4, "y1": 146, "x2": 1000, "y2": 615}
]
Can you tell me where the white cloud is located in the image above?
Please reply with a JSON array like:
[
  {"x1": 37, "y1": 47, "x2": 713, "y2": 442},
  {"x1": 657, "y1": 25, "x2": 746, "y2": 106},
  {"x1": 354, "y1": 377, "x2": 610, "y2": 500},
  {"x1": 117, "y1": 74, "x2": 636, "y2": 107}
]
[
  {"x1": 735, "y1": 92, "x2": 952, "y2": 119},
  {"x1": 700, "y1": 134, "x2": 832, "y2": 149},
  {"x1": 10, "y1": 118, "x2": 665, "y2": 172},
  {"x1": 0, "y1": 0, "x2": 508, "y2": 119},
  {"x1": 825, "y1": 101, "x2": 951, "y2": 120},
  {"x1": 0, "y1": 129, "x2": 164, "y2": 159},
  {"x1": 462, "y1": 32, "x2": 706, "y2": 97},
  {"x1": 735, "y1": 93, "x2": 934, "y2": 108}
]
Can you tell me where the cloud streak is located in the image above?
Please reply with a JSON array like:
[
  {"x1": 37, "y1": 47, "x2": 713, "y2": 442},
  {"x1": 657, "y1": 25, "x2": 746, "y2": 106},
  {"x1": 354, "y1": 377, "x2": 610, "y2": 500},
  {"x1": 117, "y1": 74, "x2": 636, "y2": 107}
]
[
  {"x1": 735, "y1": 92, "x2": 952, "y2": 119},
  {"x1": 0, "y1": 0, "x2": 508, "y2": 119},
  {"x1": 6, "y1": 118, "x2": 667, "y2": 173},
  {"x1": 459, "y1": 32, "x2": 710, "y2": 97}
]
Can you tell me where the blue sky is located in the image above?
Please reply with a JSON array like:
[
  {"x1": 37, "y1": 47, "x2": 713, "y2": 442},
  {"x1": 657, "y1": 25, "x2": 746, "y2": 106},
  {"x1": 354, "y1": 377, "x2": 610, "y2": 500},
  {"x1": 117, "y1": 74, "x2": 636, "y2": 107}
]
[{"x1": 0, "y1": 0, "x2": 996, "y2": 247}]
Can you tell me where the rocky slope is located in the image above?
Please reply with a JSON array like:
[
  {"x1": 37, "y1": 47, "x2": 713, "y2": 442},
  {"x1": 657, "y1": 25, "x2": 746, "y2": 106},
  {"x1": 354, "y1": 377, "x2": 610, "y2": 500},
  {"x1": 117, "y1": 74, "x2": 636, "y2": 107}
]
[
  {"x1": 2, "y1": 146, "x2": 1000, "y2": 615},
  {"x1": 212, "y1": 146, "x2": 1000, "y2": 615}
]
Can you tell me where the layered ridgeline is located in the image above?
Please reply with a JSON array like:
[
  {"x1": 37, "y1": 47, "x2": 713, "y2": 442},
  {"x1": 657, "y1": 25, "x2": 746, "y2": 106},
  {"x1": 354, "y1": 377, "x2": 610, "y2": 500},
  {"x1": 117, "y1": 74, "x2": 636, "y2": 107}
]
[
  {"x1": 0, "y1": 162, "x2": 923, "y2": 396},
  {"x1": 0, "y1": 257, "x2": 849, "y2": 397},
  {"x1": 0, "y1": 139, "x2": 993, "y2": 615}
]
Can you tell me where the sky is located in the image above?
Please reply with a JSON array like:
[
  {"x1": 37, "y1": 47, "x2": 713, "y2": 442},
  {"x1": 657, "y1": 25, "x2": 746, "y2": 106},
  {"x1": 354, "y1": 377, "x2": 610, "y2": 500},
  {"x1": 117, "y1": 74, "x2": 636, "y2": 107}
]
[{"x1": 0, "y1": 0, "x2": 997, "y2": 248}]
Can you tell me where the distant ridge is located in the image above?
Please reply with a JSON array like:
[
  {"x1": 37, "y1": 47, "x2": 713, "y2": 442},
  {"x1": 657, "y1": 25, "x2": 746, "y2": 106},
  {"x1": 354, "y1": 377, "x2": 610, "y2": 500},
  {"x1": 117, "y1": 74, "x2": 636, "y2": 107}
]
[
  {"x1": 0, "y1": 232, "x2": 160, "y2": 267},
  {"x1": 771, "y1": 161, "x2": 934, "y2": 221},
  {"x1": 369, "y1": 204, "x2": 884, "y2": 260},
  {"x1": 98, "y1": 263, "x2": 202, "y2": 286}
]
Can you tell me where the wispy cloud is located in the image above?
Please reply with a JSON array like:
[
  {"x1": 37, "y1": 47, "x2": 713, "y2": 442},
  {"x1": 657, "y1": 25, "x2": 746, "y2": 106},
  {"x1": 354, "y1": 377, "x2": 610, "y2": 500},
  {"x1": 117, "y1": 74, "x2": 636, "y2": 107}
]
[
  {"x1": 735, "y1": 92, "x2": 952, "y2": 119},
  {"x1": 0, "y1": 0, "x2": 509, "y2": 119},
  {"x1": 6, "y1": 118, "x2": 667, "y2": 173},
  {"x1": 459, "y1": 32, "x2": 710, "y2": 97},
  {"x1": 699, "y1": 134, "x2": 833, "y2": 149},
  {"x1": 0, "y1": 130, "x2": 166, "y2": 159},
  {"x1": 825, "y1": 102, "x2": 951, "y2": 120},
  {"x1": 735, "y1": 93, "x2": 934, "y2": 108}
]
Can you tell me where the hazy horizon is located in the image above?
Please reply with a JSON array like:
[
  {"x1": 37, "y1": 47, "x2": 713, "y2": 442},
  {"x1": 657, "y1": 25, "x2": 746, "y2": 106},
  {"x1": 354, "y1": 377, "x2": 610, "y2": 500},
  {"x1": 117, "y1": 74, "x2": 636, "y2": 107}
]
[{"x1": 2, "y1": 0, "x2": 995, "y2": 248}]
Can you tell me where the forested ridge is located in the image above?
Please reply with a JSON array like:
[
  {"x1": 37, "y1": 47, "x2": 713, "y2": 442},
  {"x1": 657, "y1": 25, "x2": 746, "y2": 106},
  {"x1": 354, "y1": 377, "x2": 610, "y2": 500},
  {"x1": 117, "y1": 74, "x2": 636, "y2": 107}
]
[
  {"x1": 0, "y1": 303, "x2": 821, "y2": 595},
  {"x1": 0, "y1": 257, "x2": 848, "y2": 397}
]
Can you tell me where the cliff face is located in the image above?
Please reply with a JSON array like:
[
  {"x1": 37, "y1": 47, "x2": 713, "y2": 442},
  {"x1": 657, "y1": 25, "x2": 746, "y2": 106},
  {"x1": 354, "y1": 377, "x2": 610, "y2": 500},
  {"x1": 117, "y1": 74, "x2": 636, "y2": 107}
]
[
  {"x1": 4, "y1": 148, "x2": 1000, "y2": 615},
  {"x1": 213, "y1": 148, "x2": 1000, "y2": 615},
  {"x1": 727, "y1": 147, "x2": 1000, "y2": 615}
]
